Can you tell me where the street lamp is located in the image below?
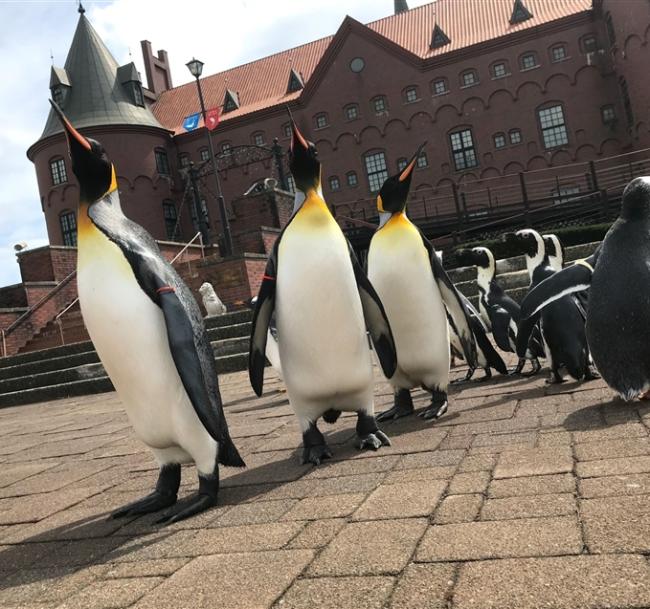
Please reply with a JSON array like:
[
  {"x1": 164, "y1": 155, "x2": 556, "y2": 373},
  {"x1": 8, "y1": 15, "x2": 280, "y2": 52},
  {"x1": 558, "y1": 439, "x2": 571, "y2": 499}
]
[{"x1": 185, "y1": 57, "x2": 234, "y2": 257}]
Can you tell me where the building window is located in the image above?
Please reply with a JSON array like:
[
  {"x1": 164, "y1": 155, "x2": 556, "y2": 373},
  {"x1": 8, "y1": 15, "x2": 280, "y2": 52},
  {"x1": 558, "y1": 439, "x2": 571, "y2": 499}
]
[
  {"x1": 605, "y1": 13, "x2": 616, "y2": 45},
  {"x1": 364, "y1": 151, "x2": 388, "y2": 192},
  {"x1": 493, "y1": 133, "x2": 506, "y2": 149},
  {"x1": 329, "y1": 176, "x2": 340, "y2": 191},
  {"x1": 221, "y1": 142, "x2": 232, "y2": 155},
  {"x1": 551, "y1": 45, "x2": 567, "y2": 62},
  {"x1": 538, "y1": 105, "x2": 569, "y2": 149},
  {"x1": 132, "y1": 83, "x2": 145, "y2": 107},
  {"x1": 449, "y1": 128, "x2": 478, "y2": 171},
  {"x1": 432, "y1": 78, "x2": 448, "y2": 95},
  {"x1": 417, "y1": 151, "x2": 428, "y2": 168},
  {"x1": 179, "y1": 153, "x2": 190, "y2": 169},
  {"x1": 620, "y1": 78, "x2": 633, "y2": 126},
  {"x1": 52, "y1": 85, "x2": 65, "y2": 107},
  {"x1": 520, "y1": 52, "x2": 538, "y2": 70},
  {"x1": 397, "y1": 157, "x2": 408, "y2": 171},
  {"x1": 282, "y1": 122, "x2": 291, "y2": 138},
  {"x1": 163, "y1": 200, "x2": 180, "y2": 241},
  {"x1": 581, "y1": 35, "x2": 598, "y2": 53},
  {"x1": 346, "y1": 171, "x2": 358, "y2": 187},
  {"x1": 344, "y1": 104, "x2": 359, "y2": 121},
  {"x1": 372, "y1": 95, "x2": 387, "y2": 114},
  {"x1": 155, "y1": 148, "x2": 170, "y2": 175},
  {"x1": 49, "y1": 157, "x2": 67, "y2": 185},
  {"x1": 60, "y1": 210, "x2": 77, "y2": 246},
  {"x1": 404, "y1": 86, "x2": 418, "y2": 103},
  {"x1": 492, "y1": 62, "x2": 508, "y2": 78},
  {"x1": 314, "y1": 113, "x2": 328, "y2": 129},
  {"x1": 460, "y1": 70, "x2": 478, "y2": 87},
  {"x1": 601, "y1": 104, "x2": 616, "y2": 124},
  {"x1": 509, "y1": 129, "x2": 522, "y2": 144},
  {"x1": 286, "y1": 175, "x2": 296, "y2": 193},
  {"x1": 252, "y1": 132, "x2": 265, "y2": 146},
  {"x1": 200, "y1": 148, "x2": 210, "y2": 162}
]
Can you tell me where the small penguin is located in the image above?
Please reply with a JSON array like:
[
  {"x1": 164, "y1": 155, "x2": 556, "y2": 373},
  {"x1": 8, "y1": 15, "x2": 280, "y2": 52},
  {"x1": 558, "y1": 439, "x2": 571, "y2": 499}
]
[
  {"x1": 249, "y1": 119, "x2": 397, "y2": 465},
  {"x1": 199, "y1": 282, "x2": 227, "y2": 316},
  {"x1": 520, "y1": 179, "x2": 650, "y2": 399},
  {"x1": 542, "y1": 234, "x2": 564, "y2": 272},
  {"x1": 456, "y1": 246, "x2": 542, "y2": 375},
  {"x1": 49, "y1": 101, "x2": 244, "y2": 524},
  {"x1": 367, "y1": 145, "x2": 477, "y2": 421},
  {"x1": 511, "y1": 229, "x2": 590, "y2": 384}
]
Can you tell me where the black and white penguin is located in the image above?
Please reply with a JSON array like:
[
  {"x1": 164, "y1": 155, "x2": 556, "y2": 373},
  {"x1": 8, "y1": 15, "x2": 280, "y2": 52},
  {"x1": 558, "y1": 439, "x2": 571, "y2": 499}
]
[
  {"x1": 543, "y1": 234, "x2": 564, "y2": 272},
  {"x1": 455, "y1": 246, "x2": 542, "y2": 375},
  {"x1": 511, "y1": 229, "x2": 590, "y2": 383},
  {"x1": 366, "y1": 146, "x2": 477, "y2": 420},
  {"x1": 249, "y1": 120, "x2": 397, "y2": 464},
  {"x1": 49, "y1": 101, "x2": 244, "y2": 524},
  {"x1": 521, "y1": 178, "x2": 650, "y2": 399}
]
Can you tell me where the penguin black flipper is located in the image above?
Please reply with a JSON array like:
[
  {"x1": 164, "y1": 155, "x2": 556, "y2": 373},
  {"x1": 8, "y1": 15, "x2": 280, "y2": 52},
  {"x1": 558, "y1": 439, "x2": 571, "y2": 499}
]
[
  {"x1": 521, "y1": 249, "x2": 600, "y2": 319},
  {"x1": 87, "y1": 202, "x2": 244, "y2": 467},
  {"x1": 347, "y1": 241, "x2": 398, "y2": 379},
  {"x1": 491, "y1": 307, "x2": 515, "y2": 352},
  {"x1": 249, "y1": 242, "x2": 278, "y2": 397},
  {"x1": 421, "y1": 236, "x2": 478, "y2": 368},
  {"x1": 460, "y1": 295, "x2": 508, "y2": 375},
  {"x1": 515, "y1": 313, "x2": 541, "y2": 358}
]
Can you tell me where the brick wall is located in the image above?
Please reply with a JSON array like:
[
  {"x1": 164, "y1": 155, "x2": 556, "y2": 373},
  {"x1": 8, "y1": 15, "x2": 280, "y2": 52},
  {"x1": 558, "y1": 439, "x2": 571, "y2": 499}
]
[
  {"x1": 0, "y1": 284, "x2": 27, "y2": 308},
  {"x1": 18, "y1": 247, "x2": 56, "y2": 282}
]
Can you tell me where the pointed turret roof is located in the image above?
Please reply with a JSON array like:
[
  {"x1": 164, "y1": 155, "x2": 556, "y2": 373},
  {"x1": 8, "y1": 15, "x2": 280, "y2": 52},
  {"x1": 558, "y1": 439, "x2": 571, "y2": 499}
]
[{"x1": 39, "y1": 11, "x2": 162, "y2": 140}]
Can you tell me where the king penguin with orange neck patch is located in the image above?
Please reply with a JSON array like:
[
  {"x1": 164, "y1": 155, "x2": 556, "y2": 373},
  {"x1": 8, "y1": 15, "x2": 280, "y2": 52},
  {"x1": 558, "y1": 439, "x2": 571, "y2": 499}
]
[
  {"x1": 248, "y1": 119, "x2": 397, "y2": 465},
  {"x1": 367, "y1": 145, "x2": 478, "y2": 421},
  {"x1": 48, "y1": 101, "x2": 244, "y2": 525}
]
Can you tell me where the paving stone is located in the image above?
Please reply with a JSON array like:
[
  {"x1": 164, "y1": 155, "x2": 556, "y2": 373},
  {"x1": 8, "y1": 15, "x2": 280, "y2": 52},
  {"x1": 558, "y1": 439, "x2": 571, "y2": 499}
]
[
  {"x1": 457, "y1": 454, "x2": 496, "y2": 473},
  {"x1": 574, "y1": 437, "x2": 650, "y2": 462},
  {"x1": 214, "y1": 499, "x2": 297, "y2": 526},
  {"x1": 100, "y1": 558, "x2": 190, "y2": 579},
  {"x1": 287, "y1": 518, "x2": 346, "y2": 549},
  {"x1": 303, "y1": 455, "x2": 400, "y2": 479},
  {"x1": 448, "y1": 471, "x2": 490, "y2": 494},
  {"x1": 471, "y1": 431, "x2": 537, "y2": 448},
  {"x1": 438, "y1": 435, "x2": 473, "y2": 450},
  {"x1": 488, "y1": 473, "x2": 575, "y2": 498},
  {"x1": 582, "y1": 495, "x2": 650, "y2": 553},
  {"x1": 105, "y1": 531, "x2": 199, "y2": 562},
  {"x1": 572, "y1": 422, "x2": 648, "y2": 443},
  {"x1": 577, "y1": 455, "x2": 650, "y2": 478},
  {"x1": 417, "y1": 516, "x2": 582, "y2": 561},
  {"x1": 394, "y1": 450, "x2": 464, "y2": 470},
  {"x1": 481, "y1": 493, "x2": 576, "y2": 520},
  {"x1": 54, "y1": 577, "x2": 163, "y2": 609},
  {"x1": 308, "y1": 519, "x2": 427, "y2": 576},
  {"x1": 0, "y1": 462, "x2": 58, "y2": 489},
  {"x1": 132, "y1": 550, "x2": 314, "y2": 609},
  {"x1": 536, "y1": 430, "x2": 572, "y2": 446},
  {"x1": 352, "y1": 480, "x2": 446, "y2": 520},
  {"x1": 277, "y1": 576, "x2": 394, "y2": 609},
  {"x1": 266, "y1": 473, "x2": 385, "y2": 500},
  {"x1": 281, "y1": 493, "x2": 366, "y2": 520},
  {"x1": 494, "y1": 446, "x2": 573, "y2": 479},
  {"x1": 434, "y1": 494, "x2": 483, "y2": 524},
  {"x1": 449, "y1": 417, "x2": 539, "y2": 437},
  {"x1": 383, "y1": 465, "x2": 456, "y2": 484},
  {"x1": 453, "y1": 555, "x2": 650, "y2": 609},
  {"x1": 579, "y1": 472, "x2": 650, "y2": 498},
  {"x1": 0, "y1": 567, "x2": 95, "y2": 606},
  {"x1": 389, "y1": 563, "x2": 456, "y2": 609}
]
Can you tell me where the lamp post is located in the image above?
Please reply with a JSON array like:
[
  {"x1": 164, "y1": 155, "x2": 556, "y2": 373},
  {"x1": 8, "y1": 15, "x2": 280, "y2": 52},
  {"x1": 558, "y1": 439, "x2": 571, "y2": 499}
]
[{"x1": 186, "y1": 57, "x2": 234, "y2": 257}]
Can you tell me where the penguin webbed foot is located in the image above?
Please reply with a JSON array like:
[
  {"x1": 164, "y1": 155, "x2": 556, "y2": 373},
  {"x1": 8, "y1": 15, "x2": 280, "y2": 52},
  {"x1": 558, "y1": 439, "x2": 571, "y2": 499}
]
[
  {"x1": 523, "y1": 358, "x2": 542, "y2": 377},
  {"x1": 476, "y1": 368, "x2": 492, "y2": 382},
  {"x1": 156, "y1": 473, "x2": 219, "y2": 526},
  {"x1": 376, "y1": 389, "x2": 414, "y2": 421},
  {"x1": 584, "y1": 367, "x2": 601, "y2": 381},
  {"x1": 546, "y1": 370, "x2": 565, "y2": 385},
  {"x1": 419, "y1": 390, "x2": 448, "y2": 421},
  {"x1": 301, "y1": 422, "x2": 333, "y2": 466},
  {"x1": 355, "y1": 411, "x2": 391, "y2": 451},
  {"x1": 111, "y1": 463, "x2": 180, "y2": 519},
  {"x1": 451, "y1": 368, "x2": 475, "y2": 385},
  {"x1": 509, "y1": 358, "x2": 526, "y2": 376}
]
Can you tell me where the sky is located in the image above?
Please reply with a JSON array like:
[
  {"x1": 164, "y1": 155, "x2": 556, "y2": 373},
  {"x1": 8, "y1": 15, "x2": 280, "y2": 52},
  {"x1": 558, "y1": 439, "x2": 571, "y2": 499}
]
[{"x1": 0, "y1": 0, "x2": 430, "y2": 288}]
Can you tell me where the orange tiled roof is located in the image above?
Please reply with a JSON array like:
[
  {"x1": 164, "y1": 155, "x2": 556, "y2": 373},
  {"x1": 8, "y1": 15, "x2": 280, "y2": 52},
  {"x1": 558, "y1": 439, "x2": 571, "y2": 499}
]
[{"x1": 152, "y1": 0, "x2": 592, "y2": 134}]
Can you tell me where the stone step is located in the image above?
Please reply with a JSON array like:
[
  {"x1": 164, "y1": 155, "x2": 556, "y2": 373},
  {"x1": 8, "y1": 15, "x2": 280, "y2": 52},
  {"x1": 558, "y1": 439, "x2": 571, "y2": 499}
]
[
  {"x1": 211, "y1": 337, "x2": 249, "y2": 358},
  {"x1": 207, "y1": 322, "x2": 253, "y2": 341},
  {"x1": 204, "y1": 309, "x2": 252, "y2": 329},
  {"x1": 0, "y1": 350, "x2": 101, "y2": 381},
  {"x1": 0, "y1": 376, "x2": 115, "y2": 409},
  {"x1": 0, "y1": 341, "x2": 94, "y2": 369},
  {"x1": 0, "y1": 363, "x2": 106, "y2": 395}
]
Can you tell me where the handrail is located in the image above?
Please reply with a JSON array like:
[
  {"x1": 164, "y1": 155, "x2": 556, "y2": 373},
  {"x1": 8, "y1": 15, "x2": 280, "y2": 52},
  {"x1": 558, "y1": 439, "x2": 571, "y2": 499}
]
[
  {"x1": 55, "y1": 295, "x2": 80, "y2": 322},
  {"x1": 1, "y1": 329, "x2": 5, "y2": 358},
  {"x1": 170, "y1": 232, "x2": 205, "y2": 264}
]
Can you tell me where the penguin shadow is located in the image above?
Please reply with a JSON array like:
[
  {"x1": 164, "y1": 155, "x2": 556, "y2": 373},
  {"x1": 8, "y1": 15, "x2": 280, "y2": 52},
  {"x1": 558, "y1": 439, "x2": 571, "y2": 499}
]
[{"x1": 562, "y1": 396, "x2": 639, "y2": 432}]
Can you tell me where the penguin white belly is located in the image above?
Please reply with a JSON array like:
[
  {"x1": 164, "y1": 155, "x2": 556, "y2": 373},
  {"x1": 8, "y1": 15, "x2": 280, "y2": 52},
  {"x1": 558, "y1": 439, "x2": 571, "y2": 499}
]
[
  {"x1": 276, "y1": 211, "x2": 372, "y2": 416},
  {"x1": 368, "y1": 224, "x2": 449, "y2": 390},
  {"x1": 77, "y1": 231, "x2": 215, "y2": 469}
]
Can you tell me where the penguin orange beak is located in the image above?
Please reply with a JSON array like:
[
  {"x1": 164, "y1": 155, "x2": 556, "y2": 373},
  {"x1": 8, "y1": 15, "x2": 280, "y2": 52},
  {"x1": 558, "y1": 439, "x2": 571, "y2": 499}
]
[
  {"x1": 399, "y1": 141, "x2": 427, "y2": 182},
  {"x1": 49, "y1": 99, "x2": 92, "y2": 153},
  {"x1": 289, "y1": 117, "x2": 309, "y2": 156}
]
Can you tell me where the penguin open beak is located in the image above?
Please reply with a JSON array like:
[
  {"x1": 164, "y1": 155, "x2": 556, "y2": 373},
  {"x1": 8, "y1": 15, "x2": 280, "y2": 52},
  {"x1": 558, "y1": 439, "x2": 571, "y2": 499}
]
[{"x1": 49, "y1": 99, "x2": 92, "y2": 156}]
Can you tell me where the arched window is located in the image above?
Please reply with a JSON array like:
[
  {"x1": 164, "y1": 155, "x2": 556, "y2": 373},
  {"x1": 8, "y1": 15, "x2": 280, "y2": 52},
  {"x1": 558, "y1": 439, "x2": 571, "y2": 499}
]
[
  {"x1": 509, "y1": 129, "x2": 522, "y2": 145},
  {"x1": 580, "y1": 34, "x2": 598, "y2": 54},
  {"x1": 49, "y1": 157, "x2": 67, "y2": 185},
  {"x1": 155, "y1": 148, "x2": 170, "y2": 175},
  {"x1": 493, "y1": 133, "x2": 506, "y2": 149},
  {"x1": 417, "y1": 151, "x2": 428, "y2": 168},
  {"x1": 59, "y1": 210, "x2": 77, "y2": 246},
  {"x1": 520, "y1": 52, "x2": 539, "y2": 70},
  {"x1": 601, "y1": 105, "x2": 616, "y2": 124},
  {"x1": 221, "y1": 141, "x2": 232, "y2": 155},
  {"x1": 460, "y1": 69, "x2": 478, "y2": 88},
  {"x1": 200, "y1": 148, "x2": 210, "y2": 162},
  {"x1": 328, "y1": 176, "x2": 340, "y2": 191},
  {"x1": 537, "y1": 104, "x2": 569, "y2": 149},
  {"x1": 364, "y1": 151, "x2": 388, "y2": 192},
  {"x1": 550, "y1": 44, "x2": 567, "y2": 62},
  {"x1": 346, "y1": 171, "x2": 358, "y2": 187},
  {"x1": 251, "y1": 132, "x2": 265, "y2": 146},
  {"x1": 397, "y1": 157, "x2": 408, "y2": 171},
  {"x1": 281, "y1": 122, "x2": 291, "y2": 138},
  {"x1": 371, "y1": 95, "x2": 388, "y2": 115},
  {"x1": 178, "y1": 153, "x2": 190, "y2": 169},
  {"x1": 344, "y1": 104, "x2": 359, "y2": 121},
  {"x1": 403, "y1": 86, "x2": 419, "y2": 103},
  {"x1": 163, "y1": 200, "x2": 181, "y2": 241},
  {"x1": 314, "y1": 113, "x2": 328, "y2": 129},
  {"x1": 491, "y1": 61, "x2": 509, "y2": 79}
]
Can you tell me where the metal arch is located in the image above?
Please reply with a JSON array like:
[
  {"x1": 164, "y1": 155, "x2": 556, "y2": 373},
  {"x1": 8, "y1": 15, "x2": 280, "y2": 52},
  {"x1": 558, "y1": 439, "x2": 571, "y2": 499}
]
[{"x1": 196, "y1": 144, "x2": 276, "y2": 175}]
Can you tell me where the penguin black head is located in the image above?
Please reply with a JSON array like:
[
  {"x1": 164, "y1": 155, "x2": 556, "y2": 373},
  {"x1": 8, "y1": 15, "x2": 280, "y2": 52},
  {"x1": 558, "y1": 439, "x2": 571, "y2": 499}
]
[
  {"x1": 456, "y1": 247, "x2": 491, "y2": 269},
  {"x1": 376, "y1": 143, "x2": 426, "y2": 218},
  {"x1": 621, "y1": 177, "x2": 650, "y2": 220},
  {"x1": 512, "y1": 229, "x2": 543, "y2": 258},
  {"x1": 288, "y1": 117, "x2": 320, "y2": 193},
  {"x1": 49, "y1": 99, "x2": 113, "y2": 204}
]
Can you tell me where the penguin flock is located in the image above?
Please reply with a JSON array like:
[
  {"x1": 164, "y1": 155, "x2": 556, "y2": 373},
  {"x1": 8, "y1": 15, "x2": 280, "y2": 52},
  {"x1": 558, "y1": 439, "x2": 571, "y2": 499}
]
[{"x1": 53, "y1": 97, "x2": 650, "y2": 524}]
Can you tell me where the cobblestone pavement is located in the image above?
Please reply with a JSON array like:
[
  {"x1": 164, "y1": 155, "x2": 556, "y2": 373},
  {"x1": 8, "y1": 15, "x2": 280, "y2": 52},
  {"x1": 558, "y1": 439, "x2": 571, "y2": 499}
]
[{"x1": 3, "y1": 361, "x2": 650, "y2": 608}]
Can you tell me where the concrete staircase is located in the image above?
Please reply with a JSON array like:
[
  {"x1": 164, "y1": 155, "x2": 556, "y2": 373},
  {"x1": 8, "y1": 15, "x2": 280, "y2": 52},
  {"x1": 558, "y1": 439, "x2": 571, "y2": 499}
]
[
  {"x1": 0, "y1": 241, "x2": 602, "y2": 408},
  {"x1": 0, "y1": 310, "x2": 252, "y2": 408}
]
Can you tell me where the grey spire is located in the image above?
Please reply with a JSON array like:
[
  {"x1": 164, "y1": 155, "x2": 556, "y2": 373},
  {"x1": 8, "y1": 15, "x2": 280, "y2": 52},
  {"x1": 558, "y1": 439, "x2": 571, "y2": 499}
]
[
  {"x1": 39, "y1": 11, "x2": 162, "y2": 140},
  {"x1": 394, "y1": 0, "x2": 409, "y2": 14}
]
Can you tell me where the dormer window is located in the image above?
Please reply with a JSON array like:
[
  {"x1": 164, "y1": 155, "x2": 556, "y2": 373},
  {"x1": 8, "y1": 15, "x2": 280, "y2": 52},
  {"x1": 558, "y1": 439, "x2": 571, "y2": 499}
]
[
  {"x1": 49, "y1": 66, "x2": 70, "y2": 109},
  {"x1": 132, "y1": 82, "x2": 144, "y2": 107},
  {"x1": 117, "y1": 62, "x2": 145, "y2": 107},
  {"x1": 223, "y1": 89, "x2": 240, "y2": 113},
  {"x1": 52, "y1": 85, "x2": 65, "y2": 106},
  {"x1": 287, "y1": 68, "x2": 304, "y2": 93},
  {"x1": 510, "y1": 0, "x2": 533, "y2": 25},
  {"x1": 430, "y1": 23, "x2": 451, "y2": 49}
]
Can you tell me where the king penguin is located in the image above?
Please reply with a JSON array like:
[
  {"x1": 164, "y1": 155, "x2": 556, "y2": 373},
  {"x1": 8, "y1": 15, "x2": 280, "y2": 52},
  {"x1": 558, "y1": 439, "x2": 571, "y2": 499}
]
[
  {"x1": 367, "y1": 145, "x2": 477, "y2": 421},
  {"x1": 49, "y1": 101, "x2": 244, "y2": 524},
  {"x1": 520, "y1": 178, "x2": 650, "y2": 400},
  {"x1": 249, "y1": 120, "x2": 397, "y2": 465}
]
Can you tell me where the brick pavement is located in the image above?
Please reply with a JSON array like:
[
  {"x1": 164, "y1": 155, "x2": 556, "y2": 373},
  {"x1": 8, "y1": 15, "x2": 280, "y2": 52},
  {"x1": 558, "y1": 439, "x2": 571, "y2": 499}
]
[{"x1": 3, "y1": 363, "x2": 650, "y2": 607}]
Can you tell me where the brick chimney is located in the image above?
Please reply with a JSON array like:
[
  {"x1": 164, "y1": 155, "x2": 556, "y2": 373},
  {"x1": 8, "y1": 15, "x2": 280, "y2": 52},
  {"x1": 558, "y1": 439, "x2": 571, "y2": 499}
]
[{"x1": 140, "y1": 40, "x2": 173, "y2": 97}]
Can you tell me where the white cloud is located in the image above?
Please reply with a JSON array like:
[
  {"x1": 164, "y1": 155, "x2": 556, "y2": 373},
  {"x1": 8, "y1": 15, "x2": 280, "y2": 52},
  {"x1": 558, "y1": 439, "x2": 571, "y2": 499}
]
[{"x1": 0, "y1": 0, "x2": 430, "y2": 288}]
